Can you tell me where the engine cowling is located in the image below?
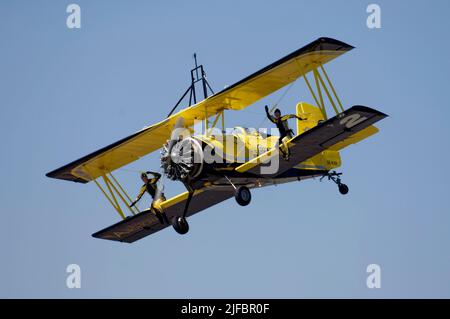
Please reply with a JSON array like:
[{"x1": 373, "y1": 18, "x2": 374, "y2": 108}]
[{"x1": 160, "y1": 137, "x2": 204, "y2": 181}]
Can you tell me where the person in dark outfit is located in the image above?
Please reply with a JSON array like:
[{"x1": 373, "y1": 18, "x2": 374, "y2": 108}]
[
  {"x1": 130, "y1": 171, "x2": 161, "y2": 206},
  {"x1": 130, "y1": 171, "x2": 168, "y2": 224},
  {"x1": 265, "y1": 105, "x2": 305, "y2": 159}
]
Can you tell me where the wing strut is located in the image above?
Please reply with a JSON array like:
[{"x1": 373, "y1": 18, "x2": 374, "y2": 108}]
[
  {"x1": 303, "y1": 63, "x2": 345, "y2": 119},
  {"x1": 91, "y1": 171, "x2": 139, "y2": 220}
]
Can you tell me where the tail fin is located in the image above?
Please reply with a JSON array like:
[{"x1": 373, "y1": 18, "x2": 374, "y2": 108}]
[{"x1": 296, "y1": 102, "x2": 325, "y2": 135}]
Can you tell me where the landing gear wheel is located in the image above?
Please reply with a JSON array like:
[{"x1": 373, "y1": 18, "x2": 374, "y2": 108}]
[
  {"x1": 338, "y1": 183, "x2": 349, "y2": 195},
  {"x1": 235, "y1": 186, "x2": 251, "y2": 206},
  {"x1": 172, "y1": 216, "x2": 189, "y2": 235}
]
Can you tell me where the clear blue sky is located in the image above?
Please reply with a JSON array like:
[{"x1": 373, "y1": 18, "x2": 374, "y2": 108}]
[{"x1": 1, "y1": 0, "x2": 449, "y2": 298}]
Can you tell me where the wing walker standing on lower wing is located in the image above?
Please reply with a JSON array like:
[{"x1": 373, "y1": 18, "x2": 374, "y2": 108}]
[
  {"x1": 46, "y1": 38, "x2": 388, "y2": 243},
  {"x1": 129, "y1": 171, "x2": 169, "y2": 225}
]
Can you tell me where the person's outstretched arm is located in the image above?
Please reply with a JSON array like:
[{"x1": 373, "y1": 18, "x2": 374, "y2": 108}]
[
  {"x1": 282, "y1": 114, "x2": 306, "y2": 121},
  {"x1": 130, "y1": 185, "x2": 146, "y2": 207},
  {"x1": 265, "y1": 105, "x2": 276, "y2": 123}
]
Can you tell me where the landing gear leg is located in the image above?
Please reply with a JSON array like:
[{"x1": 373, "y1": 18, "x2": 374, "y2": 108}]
[
  {"x1": 171, "y1": 182, "x2": 193, "y2": 235},
  {"x1": 321, "y1": 171, "x2": 349, "y2": 195}
]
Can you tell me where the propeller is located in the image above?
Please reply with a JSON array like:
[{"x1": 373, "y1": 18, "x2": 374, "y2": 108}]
[
  {"x1": 156, "y1": 116, "x2": 205, "y2": 223},
  {"x1": 160, "y1": 116, "x2": 203, "y2": 181},
  {"x1": 153, "y1": 117, "x2": 187, "y2": 205},
  {"x1": 167, "y1": 117, "x2": 187, "y2": 151}
]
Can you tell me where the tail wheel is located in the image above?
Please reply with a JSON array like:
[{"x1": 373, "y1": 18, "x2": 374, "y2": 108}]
[
  {"x1": 338, "y1": 183, "x2": 349, "y2": 195},
  {"x1": 235, "y1": 186, "x2": 251, "y2": 206},
  {"x1": 172, "y1": 216, "x2": 189, "y2": 235}
]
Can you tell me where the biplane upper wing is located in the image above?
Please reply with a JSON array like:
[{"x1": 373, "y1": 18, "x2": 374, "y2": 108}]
[
  {"x1": 236, "y1": 105, "x2": 388, "y2": 177},
  {"x1": 186, "y1": 37, "x2": 353, "y2": 112},
  {"x1": 46, "y1": 37, "x2": 353, "y2": 183},
  {"x1": 46, "y1": 120, "x2": 171, "y2": 183},
  {"x1": 92, "y1": 187, "x2": 235, "y2": 243}
]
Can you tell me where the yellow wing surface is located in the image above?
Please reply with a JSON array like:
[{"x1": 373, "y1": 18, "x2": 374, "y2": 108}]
[{"x1": 46, "y1": 37, "x2": 353, "y2": 183}]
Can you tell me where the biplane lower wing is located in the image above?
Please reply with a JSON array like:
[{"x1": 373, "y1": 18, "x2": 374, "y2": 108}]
[
  {"x1": 237, "y1": 105, "x2": 387, "y2": 177},
  {"x1": 92, "y1": 187, "x2": 235, "y2": 243}
]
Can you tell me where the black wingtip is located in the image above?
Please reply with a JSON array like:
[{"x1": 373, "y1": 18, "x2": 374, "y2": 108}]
[
  {"x1": 316, "y1": 37, "x2": 355, "y2": 50},
  {"x1": 351, "y1": 105, "x2": 388, "y2": 118}
]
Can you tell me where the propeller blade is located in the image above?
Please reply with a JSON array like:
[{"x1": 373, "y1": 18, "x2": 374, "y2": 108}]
[{"x1": 169, "y1": 117, "x2": 186, "y2": 141}]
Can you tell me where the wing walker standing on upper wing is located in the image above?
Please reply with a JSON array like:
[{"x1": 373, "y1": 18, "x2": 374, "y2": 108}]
[{"x1": 46, "y1": 37, "x2": 388, "y2": 243}]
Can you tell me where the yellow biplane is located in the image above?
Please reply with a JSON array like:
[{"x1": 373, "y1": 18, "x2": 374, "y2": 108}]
[{"x1": 46, "y1": 37, "x2": 387, "y2": 243}]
